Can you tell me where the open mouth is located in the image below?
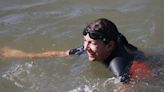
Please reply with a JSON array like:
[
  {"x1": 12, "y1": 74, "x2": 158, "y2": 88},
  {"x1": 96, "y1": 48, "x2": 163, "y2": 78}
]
[{"x1": 87, "y1": 52, "x2": 95, "y2": 57}]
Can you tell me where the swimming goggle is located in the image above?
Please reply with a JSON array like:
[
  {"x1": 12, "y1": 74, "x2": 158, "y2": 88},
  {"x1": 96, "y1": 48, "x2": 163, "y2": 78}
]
[{"x1": 83, "y1": 28, "x2": 109, "y2": 41}]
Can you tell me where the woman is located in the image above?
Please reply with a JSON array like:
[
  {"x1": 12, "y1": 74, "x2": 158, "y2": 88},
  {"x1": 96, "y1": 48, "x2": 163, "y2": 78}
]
[
  {"x1": 0, "y1": 18, "x2": 151, "y2": 83},
  {"x1": 81, "y1": 18, "x2": 152, "y2": 83}
]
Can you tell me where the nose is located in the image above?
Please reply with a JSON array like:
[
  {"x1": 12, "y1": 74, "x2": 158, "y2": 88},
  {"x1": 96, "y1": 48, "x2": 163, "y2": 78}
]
[{"x1": 83, "y1": 41, "x2": 89, "y2": 51}]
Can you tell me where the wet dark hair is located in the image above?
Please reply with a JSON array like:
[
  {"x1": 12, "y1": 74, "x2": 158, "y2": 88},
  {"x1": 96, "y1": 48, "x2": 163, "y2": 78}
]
[{"x1": 83, "y1": 18, "x2": 138, "y2": 51}]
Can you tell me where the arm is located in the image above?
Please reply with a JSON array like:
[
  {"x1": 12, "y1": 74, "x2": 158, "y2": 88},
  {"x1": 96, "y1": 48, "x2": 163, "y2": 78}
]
[
  {"x1": 0, "y1": 47, "x2": 69, "y2": 58},
  {"x1": 0, "y1": 46, "x2": 85, "y2": 59}
]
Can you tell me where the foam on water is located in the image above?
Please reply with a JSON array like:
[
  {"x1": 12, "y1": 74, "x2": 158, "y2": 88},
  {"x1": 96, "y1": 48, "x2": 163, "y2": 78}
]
[{"x1": 2, "y1": 62, "x2": 34, "y2": 88}]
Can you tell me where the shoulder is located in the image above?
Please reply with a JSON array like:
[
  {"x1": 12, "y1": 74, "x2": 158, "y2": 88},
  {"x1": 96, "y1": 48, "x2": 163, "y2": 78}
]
[
  {"x1": 109, "y1": 57, "x2": 132, "y2": 83},
  {"x1": 109, "y1": 57, "x2": 129, "y2": 77}
]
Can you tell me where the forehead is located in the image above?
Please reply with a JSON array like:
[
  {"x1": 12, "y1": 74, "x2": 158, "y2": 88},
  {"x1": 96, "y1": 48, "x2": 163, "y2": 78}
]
[{"x1": 84, "y1": 34, "x2": 103, "y2": 43}]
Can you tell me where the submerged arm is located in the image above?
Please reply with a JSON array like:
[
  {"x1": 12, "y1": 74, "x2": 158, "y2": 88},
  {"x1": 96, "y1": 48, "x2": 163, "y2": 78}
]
[
  {"x1": 0, "y1": 47, "x2": 69, "y2": 58},
  {"x1": 0, "y1": 46, "x2": 84, "y2": 59}
]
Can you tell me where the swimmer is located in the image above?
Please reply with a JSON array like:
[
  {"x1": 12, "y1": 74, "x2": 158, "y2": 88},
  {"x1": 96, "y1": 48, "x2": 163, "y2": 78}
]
[
  {"x1": 82, "y1": 18, "x2": 152, "y2": 82},
  {"x1": 0, "y1": 18, "x2": 152, "y2": 84},
  {"x1": 81, "y1": 18, "x2": 152, "y2": 92}
]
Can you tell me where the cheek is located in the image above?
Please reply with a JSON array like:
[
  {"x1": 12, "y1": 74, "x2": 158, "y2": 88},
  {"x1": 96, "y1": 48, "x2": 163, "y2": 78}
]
[
  {"x1": 96, "y1": 44, "x2": 111, "y2": 58},
  {"x1": 89, "y1": 44, "x2": 99, "y2": 52},
  {"x1": 96, "y1": 46, "x2": 106, "y2": 55},
  {"x1": 90, "y1": 45, "x2": 96, "y2": 50},
  {"x1": 89, "y1": 44, "x2": 105, "y2": 55}
]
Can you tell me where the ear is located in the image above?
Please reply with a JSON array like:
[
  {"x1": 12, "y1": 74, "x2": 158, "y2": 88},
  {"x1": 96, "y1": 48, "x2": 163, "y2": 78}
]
[{"x1": 105, "y1": 41, "x2": 115, "y2": 51}]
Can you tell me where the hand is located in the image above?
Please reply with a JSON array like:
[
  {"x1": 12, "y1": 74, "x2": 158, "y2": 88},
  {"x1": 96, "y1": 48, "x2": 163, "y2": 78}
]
[
  {"x1": 68, "y1": 46, "x2": 84, "y2": 55},
  {"x1": 0, "y1": 47, "x2": 26, "y2": 58}
]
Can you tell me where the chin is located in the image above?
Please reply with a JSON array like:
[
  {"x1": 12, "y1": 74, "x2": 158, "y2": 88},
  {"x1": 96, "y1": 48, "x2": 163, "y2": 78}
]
[{"x1": 88, "y1": 57, "x2": 96, "y2": 62}]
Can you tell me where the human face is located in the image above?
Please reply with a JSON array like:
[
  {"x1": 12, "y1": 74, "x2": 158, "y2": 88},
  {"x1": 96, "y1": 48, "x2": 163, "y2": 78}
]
[{"x1": 83, "y1": 34, "x2": 111, "y2": 62}]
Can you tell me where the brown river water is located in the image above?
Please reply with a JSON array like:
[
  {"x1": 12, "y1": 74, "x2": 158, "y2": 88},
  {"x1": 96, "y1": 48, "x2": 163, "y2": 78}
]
[{"x1": 0, "y1": 0, "x2": 164, "y2": 92}]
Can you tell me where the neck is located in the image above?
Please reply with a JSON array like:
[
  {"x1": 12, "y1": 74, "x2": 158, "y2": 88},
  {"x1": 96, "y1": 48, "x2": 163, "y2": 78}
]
[{"x1": 102, "y1": 48, "x2": 116, "y2": 66}]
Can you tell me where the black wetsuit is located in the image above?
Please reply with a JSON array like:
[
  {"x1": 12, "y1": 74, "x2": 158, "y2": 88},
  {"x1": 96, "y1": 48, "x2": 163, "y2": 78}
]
[
  {"x1": 103, "y1": 43, "x2": 134, "y2": 83},
  {"x1": 69, "y1": 43, "x2": 141, "y2": 83}
]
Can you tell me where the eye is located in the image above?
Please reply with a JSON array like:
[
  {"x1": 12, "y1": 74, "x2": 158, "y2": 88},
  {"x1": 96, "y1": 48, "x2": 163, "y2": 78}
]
[{"x1": 91, "y1": 40, "x2": 98, "y2": 45}]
